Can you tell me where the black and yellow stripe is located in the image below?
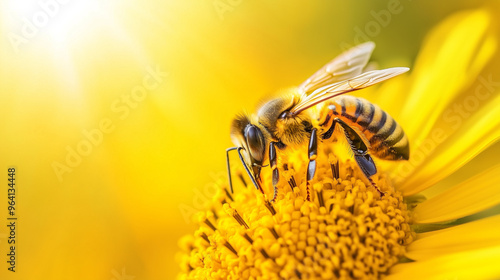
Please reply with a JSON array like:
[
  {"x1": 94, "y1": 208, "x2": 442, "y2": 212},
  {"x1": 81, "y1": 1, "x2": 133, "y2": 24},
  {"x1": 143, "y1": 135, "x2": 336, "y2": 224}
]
[{"x1": 327, "y1": 95, "x2": 409, "y2": 160}]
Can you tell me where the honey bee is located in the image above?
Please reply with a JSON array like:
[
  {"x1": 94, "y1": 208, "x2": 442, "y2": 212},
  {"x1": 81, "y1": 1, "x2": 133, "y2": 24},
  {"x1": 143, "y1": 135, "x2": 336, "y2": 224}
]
[{"x1": 227, "y1": 42, "x2": 409, "y2": 200}]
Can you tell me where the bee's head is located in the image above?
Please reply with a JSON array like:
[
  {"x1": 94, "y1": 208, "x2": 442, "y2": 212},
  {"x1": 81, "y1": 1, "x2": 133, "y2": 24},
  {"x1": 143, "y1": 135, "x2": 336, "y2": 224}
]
[{"x1": 230, "y1": 114, "x2": 268, "y2": 177}]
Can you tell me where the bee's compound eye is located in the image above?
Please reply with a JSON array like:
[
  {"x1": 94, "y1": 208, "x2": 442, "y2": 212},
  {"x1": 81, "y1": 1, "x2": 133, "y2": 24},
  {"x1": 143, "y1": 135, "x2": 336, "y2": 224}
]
[{"x1": 244, "y1": 125, "x2": 265, "y2": 163}]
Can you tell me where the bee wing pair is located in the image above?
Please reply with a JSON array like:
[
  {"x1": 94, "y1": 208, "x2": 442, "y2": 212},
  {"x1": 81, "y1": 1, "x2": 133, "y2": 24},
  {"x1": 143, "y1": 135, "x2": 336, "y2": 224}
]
[
  {"x1": 293, "y1": 42, "x2": 409, "y2": 116},
  {"x1": 298, "y1": 42, "x2": 376, "y2": 95}
]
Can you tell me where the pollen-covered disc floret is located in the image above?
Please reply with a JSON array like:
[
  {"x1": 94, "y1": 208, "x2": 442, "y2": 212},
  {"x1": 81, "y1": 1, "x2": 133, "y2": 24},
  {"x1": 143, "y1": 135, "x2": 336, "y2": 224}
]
[{"x1": 177, "y1": 155, "x2": 414, "y2": 280}]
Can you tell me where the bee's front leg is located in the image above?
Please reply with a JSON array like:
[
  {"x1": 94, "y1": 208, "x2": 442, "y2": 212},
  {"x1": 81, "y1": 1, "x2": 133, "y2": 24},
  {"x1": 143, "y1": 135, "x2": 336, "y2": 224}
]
[
  {"x1": 307, "y1": 128, "x2": 318, "y2": 183},
  {"x1": 269, "y1": 142, "x2": 279, "y2": 202}
]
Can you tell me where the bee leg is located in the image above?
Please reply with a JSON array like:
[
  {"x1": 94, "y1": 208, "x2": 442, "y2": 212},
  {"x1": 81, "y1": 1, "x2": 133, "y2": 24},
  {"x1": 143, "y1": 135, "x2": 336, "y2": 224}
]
[
  {"x1": 304, "y1": 129, "x2": 319, "y2": 201},
  {"x1": 226, "y1": 147, "x2": 238, "y2": 193},
  {"x1": 234, "y1": 147, "x2": 261, "y2": 191},
  {"x1": 334, "y1": 118, "x2": 385, "y2": 196},
  {"x1": 307, "y1": 128, "x2": 318, "y2": 183},
  {"x1": 354, "y1": 154, "x2": 385, "y2": 196},
  {"x1": 320, "y1": 111, "x2": 336, "y2": 140},
  {"x1": 269, "y1": 142, "x2": 279, "y2": 202}
]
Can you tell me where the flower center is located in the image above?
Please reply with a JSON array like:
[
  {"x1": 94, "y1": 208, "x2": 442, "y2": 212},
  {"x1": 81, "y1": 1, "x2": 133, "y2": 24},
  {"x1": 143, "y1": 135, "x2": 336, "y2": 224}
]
[{"x1": 178, "y1": 153, "x2": 414, "y2": 279}]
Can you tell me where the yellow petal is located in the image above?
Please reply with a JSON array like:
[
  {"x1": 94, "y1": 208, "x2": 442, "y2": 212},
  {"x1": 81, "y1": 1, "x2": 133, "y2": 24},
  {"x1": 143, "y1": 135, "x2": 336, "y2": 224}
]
[
  {"x1": 386, "y1": 245, "x2": 500, "y2": 280},
  {"x1": 383, "y1": 8, "x2": 499, "y2": 193},
  {"x1": 395, "y1": 91, "x2": 500, "y2": 195},
  {"x1": 406, "y1": 215, "x2": 500, "y2": 260},
  {"x1": 412, "y1": 163, "x2": 500, "y2": 223},
  {"x1": 400, "y1": 9, "x2": 496, "y2": 146}
]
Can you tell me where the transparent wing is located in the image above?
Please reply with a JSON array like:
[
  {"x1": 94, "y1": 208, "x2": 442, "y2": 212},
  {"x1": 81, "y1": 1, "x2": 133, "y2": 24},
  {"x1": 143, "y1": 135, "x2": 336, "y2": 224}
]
[
  {"x1": 291, "y1": 67, "x2": 409, "y2": 115},
  {"x1": 298, "y1": 42, "x2": 376, "y2": 96}
]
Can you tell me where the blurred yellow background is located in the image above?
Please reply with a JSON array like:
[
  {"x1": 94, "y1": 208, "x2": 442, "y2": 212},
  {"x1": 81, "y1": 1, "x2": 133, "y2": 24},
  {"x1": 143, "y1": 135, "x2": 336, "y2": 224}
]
[{"x1": 0, "y1": 1, "x2": 498, "y2": 279}]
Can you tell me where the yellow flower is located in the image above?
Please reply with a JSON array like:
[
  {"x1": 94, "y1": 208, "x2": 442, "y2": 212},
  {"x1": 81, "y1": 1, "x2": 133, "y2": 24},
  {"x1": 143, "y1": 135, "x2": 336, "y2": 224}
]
[{"x1": 177, "y1": 7, "x2": 500, "y2": 280}]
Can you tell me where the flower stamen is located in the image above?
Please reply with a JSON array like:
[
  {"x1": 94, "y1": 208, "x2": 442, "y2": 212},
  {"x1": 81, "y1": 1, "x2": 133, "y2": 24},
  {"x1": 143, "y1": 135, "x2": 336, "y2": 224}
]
[
  {"x1": 198, "y1": 232, "x2": 210, "y2": 244},
  {"x1": 263, "y1": 197, "x2": 277, "y2": 215},
  {"x1": 223, "y1": 204, "x2": 249, "y2": 229},
  {"x1": 284, "y1": 163, "x2": 298, "y2": 190},
  {"x1": 224, "y1": 188, "x2": 234, "y2": 202},
  {"x1": 269, "y1": 227, "x2": 279, "y2": 239},
  {"x1": 329, "y1": 154, "x2": 340, "y2": 179},
  {"x1": 179, "y1": 151, "x2": 415, "y2": 279},
  {"x1": 203, "y1": 219, "x2": 216, "y2": 231},
  {"x1": 223, "y1": 241, "x2": 238, "y2": 256},
  {"x1": 242, "y1": 232, "x2": 254, "y2": 244}
]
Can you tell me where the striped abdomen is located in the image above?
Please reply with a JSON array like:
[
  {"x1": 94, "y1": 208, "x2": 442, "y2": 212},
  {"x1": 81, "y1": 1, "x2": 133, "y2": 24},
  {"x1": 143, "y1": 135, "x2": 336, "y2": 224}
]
[{"x1": 329, "y1": 95, "x2": 409, "y2": 160}]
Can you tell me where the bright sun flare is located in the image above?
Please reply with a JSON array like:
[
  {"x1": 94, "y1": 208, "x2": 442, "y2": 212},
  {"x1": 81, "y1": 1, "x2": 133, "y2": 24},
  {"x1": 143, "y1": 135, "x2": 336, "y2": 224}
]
[{"x1": 3, "y1": 0, "x2": 117, "y2": 51}]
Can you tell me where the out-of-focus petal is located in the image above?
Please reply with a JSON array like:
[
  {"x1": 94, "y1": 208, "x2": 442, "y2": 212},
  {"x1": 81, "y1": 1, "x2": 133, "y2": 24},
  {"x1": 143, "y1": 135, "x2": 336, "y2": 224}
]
[
  {"x1": 396, "y1": 92, "x2": 500, "y2": 195},
  {"x1": 386, "y1": 245, "x2": 500, "y2": 280},
  {"x1": 400, "y1": 9, "x2": 496, "y2": 145},
  {"x1": 406, "y1": 215, "x2": 500, "y2": 260},
  {"x1": 412, "y1": 164, "x2": 500, "y2": 223}
]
